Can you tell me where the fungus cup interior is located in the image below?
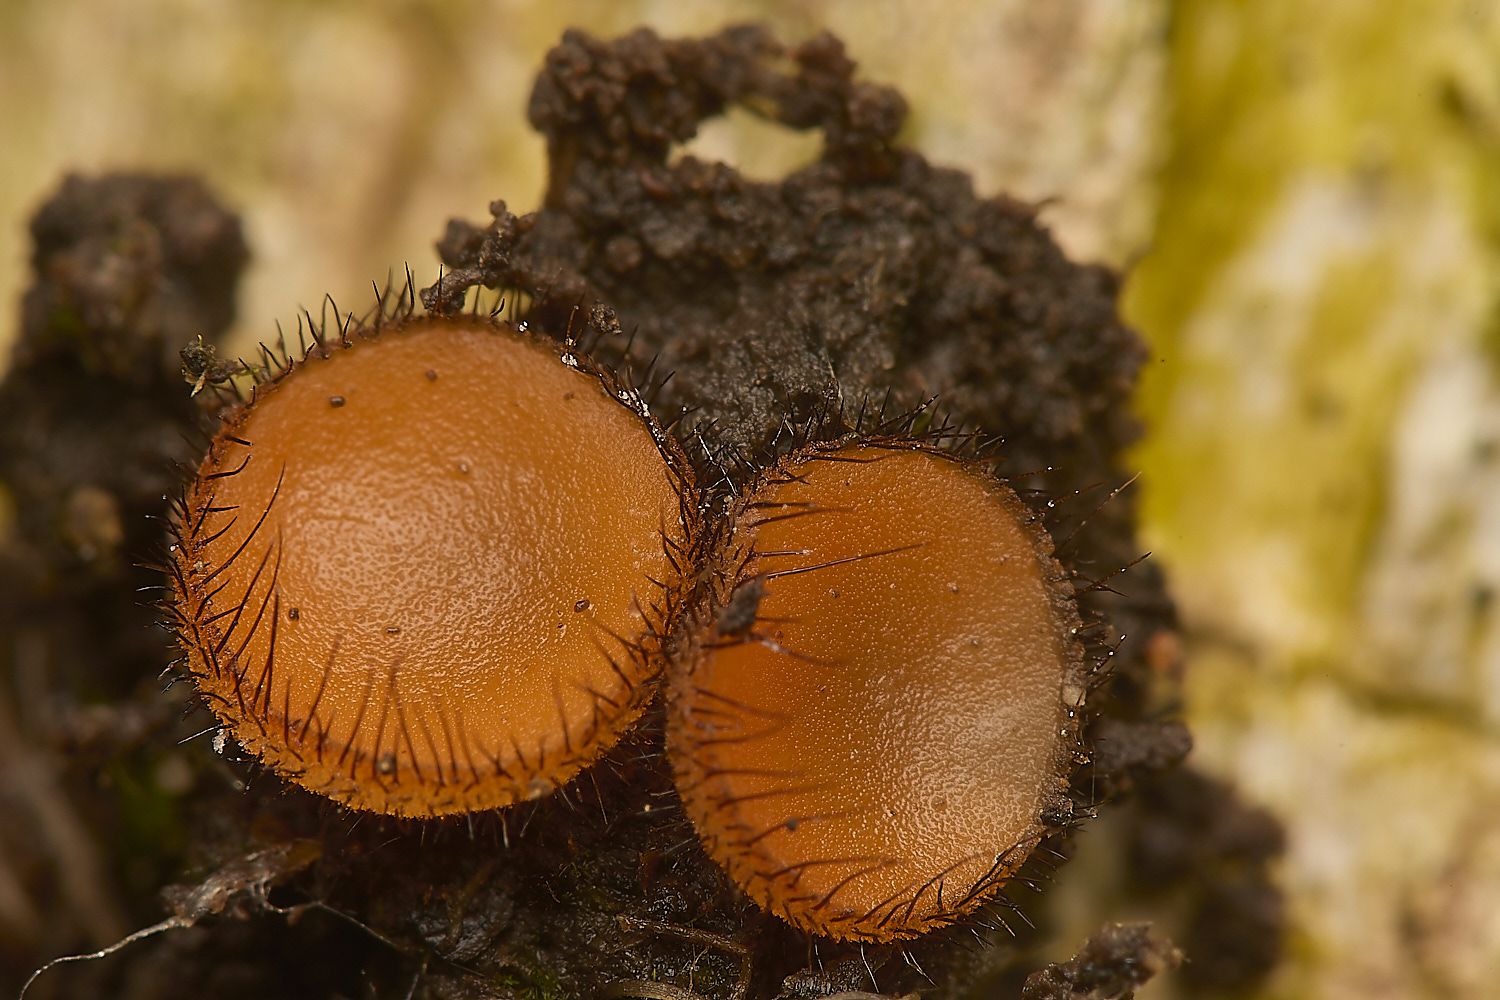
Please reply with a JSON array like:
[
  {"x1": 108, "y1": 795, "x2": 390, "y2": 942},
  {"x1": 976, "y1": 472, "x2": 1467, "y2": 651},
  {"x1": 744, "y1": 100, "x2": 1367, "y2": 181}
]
[
  {"x1": 669, "y1": 443, "x2": 1082, "y2": 942},
  {"x1": 172, "y1": 317, "x2": 691, "y2": 817}
]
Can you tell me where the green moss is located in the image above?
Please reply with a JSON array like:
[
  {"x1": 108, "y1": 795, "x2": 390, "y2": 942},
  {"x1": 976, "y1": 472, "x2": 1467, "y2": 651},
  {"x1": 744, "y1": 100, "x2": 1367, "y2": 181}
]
[
  {"x1": 1126, "y1": 0, "x2": 1488, "y2": 656},
  {"x1": 492, "y1": 957, "x2": 567, "y2": 1000},
  {"x1": 1126, "y1": 3, "x2": 1500, "y2": 993}
]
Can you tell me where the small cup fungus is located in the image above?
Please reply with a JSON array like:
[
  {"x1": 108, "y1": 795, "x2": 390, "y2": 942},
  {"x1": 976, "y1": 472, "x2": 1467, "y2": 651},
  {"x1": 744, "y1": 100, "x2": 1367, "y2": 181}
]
[
  {"x1": 170, "y1": 316, "x2": 694, "y2": 817},
  {"x1": 668, "y1": 442, "x2": 1084, "y2": 942}
]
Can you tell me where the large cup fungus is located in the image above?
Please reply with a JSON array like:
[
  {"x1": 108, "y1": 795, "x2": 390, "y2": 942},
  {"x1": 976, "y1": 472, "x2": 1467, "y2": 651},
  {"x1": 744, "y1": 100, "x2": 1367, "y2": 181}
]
[
  {"x1": 669, "y1": 442, "x2": 1085, "y2": 942},
  {"x1": 169, "y1": 316, "x2": 694, "y2": 817}
]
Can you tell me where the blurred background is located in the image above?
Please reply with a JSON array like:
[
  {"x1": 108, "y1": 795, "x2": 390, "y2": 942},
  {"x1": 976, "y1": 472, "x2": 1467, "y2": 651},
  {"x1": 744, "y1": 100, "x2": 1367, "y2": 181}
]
[{"x1": 3, "y1": 1, "x2": 1500, "y2": 997}]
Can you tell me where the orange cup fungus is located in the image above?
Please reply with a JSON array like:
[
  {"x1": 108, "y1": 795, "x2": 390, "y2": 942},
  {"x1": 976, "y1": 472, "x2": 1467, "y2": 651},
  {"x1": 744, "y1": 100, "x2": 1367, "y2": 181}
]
[
  {"x1": 170, "y1": 316, "x2": 694, "y2": 817},
  {"x1": 668, "y1": 442, "x2": 1084, "y2": 942}
]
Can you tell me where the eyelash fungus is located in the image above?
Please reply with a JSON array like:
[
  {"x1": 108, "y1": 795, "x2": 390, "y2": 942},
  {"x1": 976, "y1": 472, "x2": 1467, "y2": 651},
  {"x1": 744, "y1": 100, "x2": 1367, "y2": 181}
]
[
  {"x1": 6, "y1": 25, "x2": 1273, "y2": 1000},
  {"x1": 668, "y1": 438, "x2": 1086, "y2": 942},
  {"x1": 167, "y1": 310, "x2": 696, "y2": 817}
]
